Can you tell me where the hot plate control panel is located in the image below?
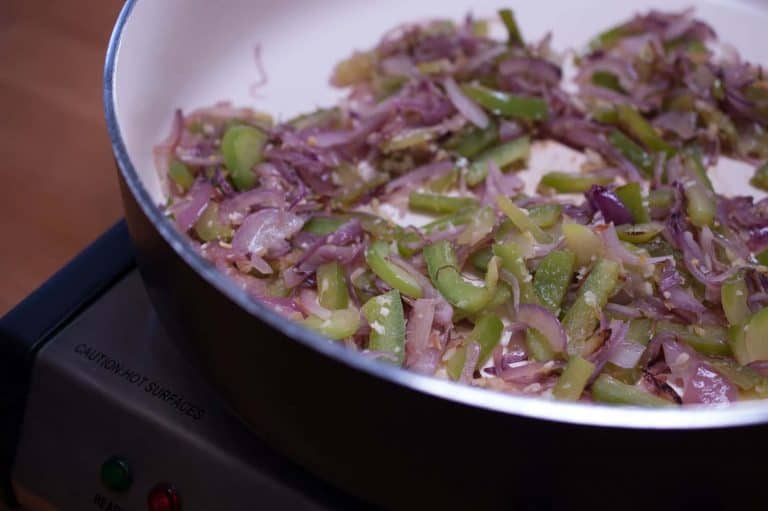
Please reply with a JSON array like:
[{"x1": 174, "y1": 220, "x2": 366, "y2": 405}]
[{"x1": 10, "y1": 271, "x2": 330, "y2": 511}]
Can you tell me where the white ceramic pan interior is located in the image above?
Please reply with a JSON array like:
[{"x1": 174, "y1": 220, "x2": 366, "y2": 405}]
[{"x1": 107, "y1": 0, "x2": 768, "y2": 428}]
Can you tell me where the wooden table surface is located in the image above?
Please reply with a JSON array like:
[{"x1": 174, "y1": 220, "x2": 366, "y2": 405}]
[{"x1": 0, "y1": 0, "x2": 124, "y2": 315}]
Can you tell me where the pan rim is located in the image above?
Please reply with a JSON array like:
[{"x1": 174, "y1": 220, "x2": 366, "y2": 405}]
[{"x1": 104, "y1": 0, "x2": 768, "y2": 429}]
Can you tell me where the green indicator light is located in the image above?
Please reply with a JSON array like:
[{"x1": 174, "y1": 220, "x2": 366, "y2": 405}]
[{"x1": 100, "y1": 456, "x2": 133, "y2": 492}]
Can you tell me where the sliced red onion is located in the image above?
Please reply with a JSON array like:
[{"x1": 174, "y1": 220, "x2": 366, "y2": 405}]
[
  {"x1": 215, "y1": 263, "x2": 269, "y2": 298},
  {"x1": 599, "y1": 224, "x2": 644, "y2": 266},
  {"x1": 500, "y1": 269, "x2": 520, "y2": 310},
  {"x1": 589, "y1": 320, "x2": 630, "y2": 377},
  {"x1": 484, "y1": 162, "x2": 523, "y2": 206},
  {"x1": 562, "y1": 202, "x2": 595, "y2": 225},
  {"x1": 405, "y1": 298, "x2": 437, "y2": 372},
  {"x1": 604, "y1": 302, "x2": 642, "y2": 318},
  {"x1": 311, "y1": 130, "x2": 358, "y2": 148},
  {"x1": 299, "y1": 289, "x2": 332, "y2": 320},
  {"x1": 499, "y1": 57, "x2": 562, "y2": 85},
  {"x1": 174, "y1": 144, "x2": 224, "y2": 167},
  {"x1": 608, "y1": 339, "x2": 647, "y2": 369},
  {"x1": 299, "y1": 244, "x2": 363, "y2": 273},
  {"x1": 158, "y1": 109, "x2": 184, "y2": 149},
  {"x1": 749, "y1": 292, "x2": 768, "y2": 309},
  {"x1": 663, "y1": 13, "x2": 715, "y2": 42},
  {"x1": 667, "y1": 213, "x2": 740, "y2": 287},
  {"x1": 498, "y1": 361, "x2": 561, "y2": 384},
  {"x1": 636, "y1": 297, "x2": 676, "y2": 321},
  {"x1": 498, "y1": 120, "x2": 523, "y2": 142},
  {"x1": 747, "y1": 226, "x2": 768, "y2": 253},
  {"x1": 413, "y1": 33, "x2": 462, "y2": 63},
  {"x1": 170, "y1": 180, "x2": 214, "y2": 232},
  {"x1": 154, "y1": 109, "x2": 184, "y2": 182},
  {"x1": 586, "y1": 185, "x2": 634, "y2": 225},
  {"x1": 639, "y1": 330, "x2": 676, "y2": 368},
  {"x1": 577, "y1": 56, "x2": 637, "y2": 91},
  {"x1": 683, "y1": 363, "x2": 739, "y2": 404},
  {"x1": 698, "y1": 227, "x2": 717, "y2": 270},
  {"x1": 408, "y1": 349, "x2": 441, "y2": 375},
  {"x1": 516, "y1": 304, "x2": 567, "y2": 353},
  {"x1": 424, "y1": 225, "x2": 466, "y2": 244},
  {"x1": 614, "y1": 32, "x2": 663, "y2": 60},
  {"x1": 544, "y1": 117, "x2": 608, "y2": 153},
  {"x1": 267, "y1": 148, "x2": 336, "y2": 195},
  {"x1": 384, "y1": 160, "x2": 454, "y2": 193},
  {"x1": 662, "y1": 337, "x2": 692, "y2": 370},
  {"x1": 665, "y1": 286, "x2": 707, "y2": 320},
  {"x1": 747, "y1": 361, "x2": 768, "y2": 376},
  {"x1": 259, "y1": 296, "x2": 304, "y2": 318},
  {"x1": 489, "y1": 344, "x2": 505, "y2": 376},
  {"x1": 505, "y1": 329, "x2": 528, "y2": 365},
  {"x1": 250, "y1": 254, "x2": 273, "y2": 275},
  {"x1": 219, "y1": 188, "x2": 286, "y2": 222},
  {"x1": 460, "y1": 341, "x2": 481, "y2": 383},
  {"x1": 443, "y1": 76, "x2": 489, "y2": 129},
  {"x1": 380, "y1": 55, "x2": 420, "y2": 78},
  {"x1": 579, "y1": 83, "x2": 649, "y2": 109},
  {"x1": 464, "y1": 45, "x2": 506, "y2": 73},
  {"x1": 393, "y1": 80, "x2": 456, "y2": 125},
  {"x1": 659, "y1": 261, "x2": 684, "y2": 292},
  {"x1": 282, "y1": 268, "x2": 308, "y2": 289},
  {"x1": 232, "y1": 209, "x2": 304, "y2": 256},
  {"x1": 199, "y1": 242, "x2": 260, "y2": 298},
  {"x1": 725, "y1": 89, "x2": 764, "y2": 124},
  {"x1": 653, "y1": 111, "x2": 698, "y2": 140},
  {"x1": 663, "y1": 339, "x2": 737, "y2": 404},
  {"x1": 311, "y1": 110, "x2": 389, "y2": 148}
]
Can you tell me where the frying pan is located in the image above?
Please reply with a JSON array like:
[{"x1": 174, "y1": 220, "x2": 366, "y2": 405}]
[{"x1": 105, "y1": 1, "x2": 768, "y2": 508}]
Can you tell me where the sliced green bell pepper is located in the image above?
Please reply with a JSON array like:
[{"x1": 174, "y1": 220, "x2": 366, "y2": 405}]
[
  {"x1": 362, "y1": 290, "x2": 406, "y2": 364},
  {"x1": 751, "y1": 161, "x2": 768, "y2": 191},
  {"x1": 424, "y1": 241, "x2": 497, "y2": 314},
  {"x1": 408, "y1": 192, "x2": 479, "y2": 215},
  {"x1": 607, "y1": 129, "x2": 653, "y2": 177},
  {"x1": 592, "y1": 374, "x2": 673, "y2": 407},
  {"x1": 615, "y1": 104, "x2": 675, "y2": 155},
  {"x1": 302, "y1": 308, "x2": 361, "y2": 341},
  {"x1": 471, "y1": 314, "x2": 504, "y2": 369},
  {"x1": 562, "y1": 223, "x2": 603, "y2": 267},
  {"x1": 498, "y1": 8, "x2": 524, "y2": 46},
  {"x1": 169, "y1": 160, "x2": 194, "y2": 192},
  {"x1": 721, "y1": 273, "x2": 750, "y2": 327},
  {"x1": 553, "y1": 356, "x2": 596, "y2": 401},
  {"x1": 221, "y1": 124, "x2": 267, "y2": 190},
  {"x1": 493, "y1": 241, "x2": 539, "y2": 305},
  {"x1": 462, "y1": 84, "x2": 549, "y2": 121},
  {"x1": 365, "y1": 241, "x2": 423, "y2": 299},
  {"x1": 466, "y1": 136, "x2": 531, "y2": 186},
  {"x1": 194, "y1": 202, "x2": 233, "y2": 242},
  {"x1": 563, "y1": 259, "x2": 621, "y2": 353},
  {"x1": 316, "y1": 262, "x2": 349, "y2": 310},
  {"x1": 534, "y1": 250, "x2": 576, "y2": 313},
  {"x1": 539, "y1": 172, "x2": 613, "y2": 194},
  {"x1": 496, "y1": 195, "x2": 551, "y2": 244}
]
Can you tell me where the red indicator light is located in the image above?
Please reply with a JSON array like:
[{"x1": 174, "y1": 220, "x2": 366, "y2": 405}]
[{"x1": 147, "y1": 483, "x2": 181, "y2": 511}]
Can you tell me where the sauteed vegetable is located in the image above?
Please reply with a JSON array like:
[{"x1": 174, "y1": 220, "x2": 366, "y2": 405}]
[{"x1": 157, "y1": 8, "x2": 768, "y2": 406}]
